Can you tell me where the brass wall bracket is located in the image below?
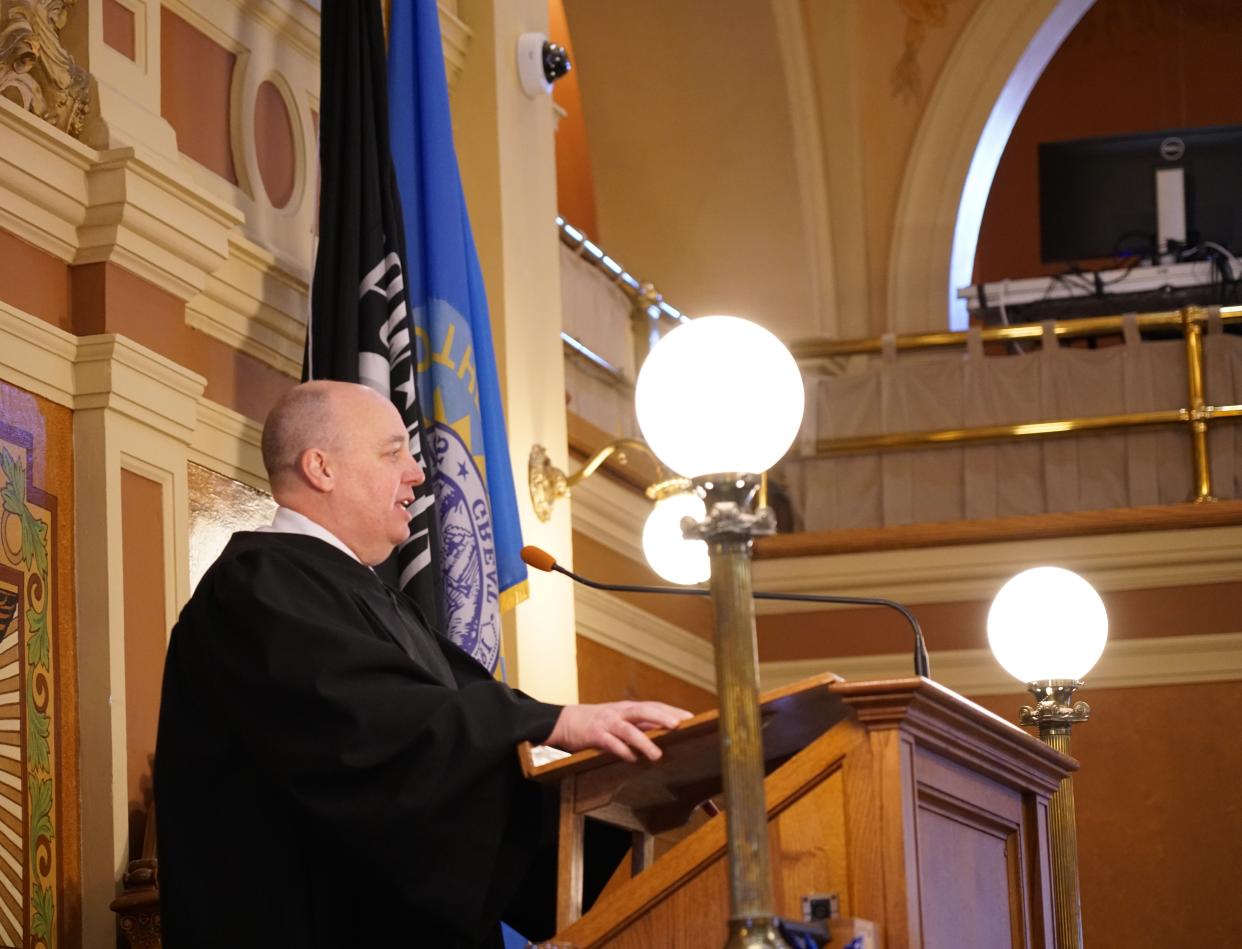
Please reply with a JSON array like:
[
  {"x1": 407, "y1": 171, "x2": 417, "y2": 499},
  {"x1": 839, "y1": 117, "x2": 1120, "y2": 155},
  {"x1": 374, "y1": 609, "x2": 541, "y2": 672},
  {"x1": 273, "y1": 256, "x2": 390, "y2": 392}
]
[{"x1": 528, "y1": 439, "x2": 677, "y2": 522}]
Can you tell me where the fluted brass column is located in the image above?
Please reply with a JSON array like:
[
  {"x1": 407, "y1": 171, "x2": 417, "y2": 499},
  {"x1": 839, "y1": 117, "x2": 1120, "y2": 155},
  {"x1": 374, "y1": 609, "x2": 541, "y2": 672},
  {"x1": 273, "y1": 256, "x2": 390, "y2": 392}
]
[
  {"x1": 686, "y1": 475, "x2": 789, "y2": 949},
  {"x1": 1022, "y1": 681, "x2": 1090, "y2": 949}
]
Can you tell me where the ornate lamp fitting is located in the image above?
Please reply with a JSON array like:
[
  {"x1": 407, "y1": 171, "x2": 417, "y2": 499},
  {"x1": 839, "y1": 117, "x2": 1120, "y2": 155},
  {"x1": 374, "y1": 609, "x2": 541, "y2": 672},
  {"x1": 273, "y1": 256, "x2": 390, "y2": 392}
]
[
  {"x1": 1020, "y1": 679, "x2": 1091, "y2": 728},
  {"x1": 682, "y1": 473, "x2": 777, "y2": 543}
]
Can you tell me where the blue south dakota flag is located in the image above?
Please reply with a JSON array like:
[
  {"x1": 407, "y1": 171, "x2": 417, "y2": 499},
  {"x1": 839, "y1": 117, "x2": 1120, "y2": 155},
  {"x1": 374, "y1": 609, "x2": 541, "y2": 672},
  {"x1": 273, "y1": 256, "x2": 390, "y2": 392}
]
[{"x1": 387, "y1": 0, "x2": 528, "y2": 672}]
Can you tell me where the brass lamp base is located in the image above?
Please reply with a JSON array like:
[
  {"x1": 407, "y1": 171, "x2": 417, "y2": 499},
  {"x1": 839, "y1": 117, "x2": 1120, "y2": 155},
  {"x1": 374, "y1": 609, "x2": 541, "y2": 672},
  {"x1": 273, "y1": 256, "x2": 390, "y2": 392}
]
[{"x1": 725, "y1": 916, "x2": 789, "y2": 948}]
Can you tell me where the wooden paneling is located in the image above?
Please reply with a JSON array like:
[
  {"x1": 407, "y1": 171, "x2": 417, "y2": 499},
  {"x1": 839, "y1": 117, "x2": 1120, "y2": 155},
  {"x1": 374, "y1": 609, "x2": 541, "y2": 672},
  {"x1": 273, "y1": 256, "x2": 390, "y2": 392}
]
[{"x1": 558, "y1": 678, "x2": 1068, "y2": 948}]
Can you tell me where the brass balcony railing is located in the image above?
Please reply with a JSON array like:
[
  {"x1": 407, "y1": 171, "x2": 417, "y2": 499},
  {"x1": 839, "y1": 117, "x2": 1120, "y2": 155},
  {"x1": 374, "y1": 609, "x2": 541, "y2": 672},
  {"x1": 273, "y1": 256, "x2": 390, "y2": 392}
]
[
  {"x1": 552, "y1": 213, "x2": 1242, "y2": 504},
  {"x1": 790, "y1": 305, "x2": 1242, "y2": 503}
]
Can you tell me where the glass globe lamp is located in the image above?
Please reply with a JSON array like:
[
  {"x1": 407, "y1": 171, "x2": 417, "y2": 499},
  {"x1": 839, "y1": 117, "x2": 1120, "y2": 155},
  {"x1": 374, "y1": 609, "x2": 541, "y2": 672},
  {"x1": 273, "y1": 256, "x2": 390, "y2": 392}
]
[
  {"x1": 987, "y1": 565, "x2": 1108, "y2": 684},
  {"x1": 642, "y1": 487, "x2": 710, "y2": 585},
  {"x1": 633, "y1": 315, "x2": 803, "y2": 947},
  {"x1": 635, "y1": 315, "x2": 804, "y2": 478},
  {"x1": 988, "y1": 565, "x2": 1105, "y2": 949}
]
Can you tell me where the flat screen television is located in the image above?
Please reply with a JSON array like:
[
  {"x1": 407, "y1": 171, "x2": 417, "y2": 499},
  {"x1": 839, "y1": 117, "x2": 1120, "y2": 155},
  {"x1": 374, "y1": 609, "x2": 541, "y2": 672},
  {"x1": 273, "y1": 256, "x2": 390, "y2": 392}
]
[{"x1": 1038, "y1": 124, "x2": 1242, "y2": 263}]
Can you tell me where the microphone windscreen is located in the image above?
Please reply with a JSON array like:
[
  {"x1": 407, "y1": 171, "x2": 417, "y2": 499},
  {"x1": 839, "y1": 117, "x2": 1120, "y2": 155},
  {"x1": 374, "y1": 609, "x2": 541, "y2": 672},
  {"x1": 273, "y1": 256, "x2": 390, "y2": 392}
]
[{"x1": 520, "y1": 545, "x2": 558, "y2": 572}]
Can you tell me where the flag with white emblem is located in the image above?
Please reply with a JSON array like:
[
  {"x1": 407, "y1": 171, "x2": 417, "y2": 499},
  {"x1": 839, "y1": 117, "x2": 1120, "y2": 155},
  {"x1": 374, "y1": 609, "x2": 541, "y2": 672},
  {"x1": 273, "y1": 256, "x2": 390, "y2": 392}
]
[
  {"x1": 387, "y1": 0, "x2": 528, "y2": 671},
  {"x1": 307, "y1": 0, "x2": 445, "y2": 628}
]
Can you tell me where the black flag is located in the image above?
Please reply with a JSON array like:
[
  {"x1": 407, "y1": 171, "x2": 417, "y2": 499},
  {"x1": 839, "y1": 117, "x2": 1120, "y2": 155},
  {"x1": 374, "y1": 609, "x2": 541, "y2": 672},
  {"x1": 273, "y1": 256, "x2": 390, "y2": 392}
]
[{"x1": 307, "y1": 0, "x2": 445, "y2": 627}]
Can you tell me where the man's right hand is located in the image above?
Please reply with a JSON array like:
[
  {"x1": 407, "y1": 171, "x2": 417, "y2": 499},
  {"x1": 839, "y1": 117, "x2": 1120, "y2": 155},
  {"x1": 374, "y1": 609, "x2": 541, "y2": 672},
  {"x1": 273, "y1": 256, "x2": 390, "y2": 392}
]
[{"x1": 545, "y1": 701, "x2": 693, "y2": 763}]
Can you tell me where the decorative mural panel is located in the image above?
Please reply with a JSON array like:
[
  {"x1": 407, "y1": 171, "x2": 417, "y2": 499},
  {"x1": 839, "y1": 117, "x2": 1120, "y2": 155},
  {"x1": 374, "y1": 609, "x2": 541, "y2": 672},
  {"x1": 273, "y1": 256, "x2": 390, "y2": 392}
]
[{"x1": 0, "y1": 423, "x2": 58, "y2": 948}]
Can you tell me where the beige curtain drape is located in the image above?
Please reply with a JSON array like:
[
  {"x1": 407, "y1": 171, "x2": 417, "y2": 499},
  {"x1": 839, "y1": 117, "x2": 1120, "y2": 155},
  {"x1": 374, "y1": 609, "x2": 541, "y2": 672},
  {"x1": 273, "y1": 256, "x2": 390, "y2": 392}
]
[{"x1": 784, "y1": 320, "x2": 1242, "y2": 531}]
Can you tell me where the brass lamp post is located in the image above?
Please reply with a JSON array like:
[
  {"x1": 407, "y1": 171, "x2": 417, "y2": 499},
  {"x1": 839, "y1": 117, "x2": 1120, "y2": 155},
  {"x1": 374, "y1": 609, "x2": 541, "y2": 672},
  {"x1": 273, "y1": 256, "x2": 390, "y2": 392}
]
[
  {"x1": 635, "y1": 315, "x2": 805, "y2": 948},
  {"x1": 988, "y1": 566, "x2": 1108, "y2": 949}
]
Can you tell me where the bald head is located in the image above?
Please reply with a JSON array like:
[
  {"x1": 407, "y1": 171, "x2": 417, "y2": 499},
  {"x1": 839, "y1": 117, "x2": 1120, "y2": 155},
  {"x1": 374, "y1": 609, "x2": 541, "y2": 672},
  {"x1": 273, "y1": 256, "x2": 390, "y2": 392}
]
[
  {"x1": 262, "y1": 381, "x2": 367, "y2": 494},
  {"x1": 260, "y1": 381, "x2": 425, "y2": 562}
]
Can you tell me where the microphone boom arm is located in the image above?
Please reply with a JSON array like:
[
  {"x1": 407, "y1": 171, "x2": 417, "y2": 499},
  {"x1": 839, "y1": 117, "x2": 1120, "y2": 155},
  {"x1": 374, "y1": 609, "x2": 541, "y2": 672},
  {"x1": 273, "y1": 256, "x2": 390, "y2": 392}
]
[{"x1": 549, "y1": 563, "x2": 932, "y2": 678}]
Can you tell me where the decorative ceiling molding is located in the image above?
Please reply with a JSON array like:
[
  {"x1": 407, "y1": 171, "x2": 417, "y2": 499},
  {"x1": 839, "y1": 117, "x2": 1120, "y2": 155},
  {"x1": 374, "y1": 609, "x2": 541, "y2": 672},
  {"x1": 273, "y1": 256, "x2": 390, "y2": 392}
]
[
  {"x1": 891, "y1": 0, "x2": 955, "y2": 103},
  {"x1": 769, "y1": 0, "x2": 836, "y2": 337},
  {"x1": 185, "y1": 234, "x2": 307, "y2": 379},
  {"x1": 74, "y1": 334, "x2": 206, "y2": 443},
  {"x1": 887, "y1": 0, "x2": 1092, "y2": 332},
  {"x1": 0, "y1": 299, "x2": 77, "y2": 407},
  {"x1": 77, "y1": 146, "x2": 243, "y2": 300},
  {"x1": 0, "y1": 97, "x2": 242, "y2": 300},
  {"x1": 760, "y1": 631, "x2": 1242, "y2": 698}
]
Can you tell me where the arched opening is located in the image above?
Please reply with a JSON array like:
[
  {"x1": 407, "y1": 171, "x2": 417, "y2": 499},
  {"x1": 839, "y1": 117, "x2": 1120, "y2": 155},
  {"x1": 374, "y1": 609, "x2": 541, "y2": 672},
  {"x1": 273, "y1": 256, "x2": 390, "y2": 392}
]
[{"x1": 888, "y1": 0, "x2": 1095, "y2": 332}]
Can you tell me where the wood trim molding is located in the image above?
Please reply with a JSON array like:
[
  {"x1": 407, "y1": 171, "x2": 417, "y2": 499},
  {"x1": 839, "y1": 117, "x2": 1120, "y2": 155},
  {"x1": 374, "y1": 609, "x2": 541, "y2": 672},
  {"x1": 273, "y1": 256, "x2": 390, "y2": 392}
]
[
  {"x1": 751, "y1": 523, "x2": 1242, "y2": 611},
  {"x1": 574, "y1": 585, "x2": 716, "y2": 695},
  {"x1": 760, "y1": 631, "x2": 1242, "y2": 697}
]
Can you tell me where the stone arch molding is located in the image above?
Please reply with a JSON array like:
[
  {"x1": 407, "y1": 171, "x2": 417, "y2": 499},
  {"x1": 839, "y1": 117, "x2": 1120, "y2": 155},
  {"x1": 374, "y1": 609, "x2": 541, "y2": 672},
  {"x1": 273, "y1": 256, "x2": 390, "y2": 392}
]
[{"x1": 887, "y1": 0, "x2": 1095, "y2": 333}]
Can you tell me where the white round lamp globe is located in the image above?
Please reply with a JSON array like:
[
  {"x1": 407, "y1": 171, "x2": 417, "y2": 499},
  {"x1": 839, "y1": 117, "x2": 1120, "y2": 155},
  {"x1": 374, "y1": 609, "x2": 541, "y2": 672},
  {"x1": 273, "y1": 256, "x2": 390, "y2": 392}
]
[
  {"x1": 635, "y1": 316, "x2": 804, "y2": 479},
  {"x1": 987, "y1": 566, "x2": 1108, "y2": 683},
  {"x1": 642, "y1": 491, "x2": 710, "y2": 585}
]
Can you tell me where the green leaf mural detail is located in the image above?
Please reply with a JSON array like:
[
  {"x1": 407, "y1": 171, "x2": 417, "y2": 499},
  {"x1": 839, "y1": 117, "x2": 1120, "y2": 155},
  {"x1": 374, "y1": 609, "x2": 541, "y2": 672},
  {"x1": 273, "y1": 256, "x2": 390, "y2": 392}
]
[
  {"x1": 29, "y1": 775, "x2": 52, "y2": 844},
  {"x1": 26, "y1": 686, "x2": 50, "y2": 774},
  {"x1": 2, "y1": 445, "x2": 58, "y2": 946},
  {"x1": 0, "y1": 449, "x2": 47, "y2": 580},
  {"x1": 31, "y1": 882, "x2": 53, "y2": 943}
]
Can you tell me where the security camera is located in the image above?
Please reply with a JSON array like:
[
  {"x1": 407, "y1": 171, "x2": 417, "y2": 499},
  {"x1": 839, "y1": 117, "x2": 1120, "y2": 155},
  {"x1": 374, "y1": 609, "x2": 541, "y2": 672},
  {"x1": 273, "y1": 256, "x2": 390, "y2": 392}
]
[{"x1": 517, "y1": 32, "x2": 572, "y2": 98}]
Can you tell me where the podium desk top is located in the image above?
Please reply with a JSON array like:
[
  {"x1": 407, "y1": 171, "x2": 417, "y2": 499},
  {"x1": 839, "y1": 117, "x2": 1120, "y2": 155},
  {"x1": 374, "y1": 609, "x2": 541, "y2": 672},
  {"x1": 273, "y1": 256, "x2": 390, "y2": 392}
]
[{"x1": 518, "y1": 671, "x2": 849, "y2": 829}]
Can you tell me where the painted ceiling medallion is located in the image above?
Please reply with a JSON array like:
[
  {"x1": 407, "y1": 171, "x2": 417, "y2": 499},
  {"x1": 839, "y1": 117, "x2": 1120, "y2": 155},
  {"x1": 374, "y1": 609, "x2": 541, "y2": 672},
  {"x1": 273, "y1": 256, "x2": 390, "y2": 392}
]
[{"x1": 892, "y1": 0, "x2": 954, "y2": 103}]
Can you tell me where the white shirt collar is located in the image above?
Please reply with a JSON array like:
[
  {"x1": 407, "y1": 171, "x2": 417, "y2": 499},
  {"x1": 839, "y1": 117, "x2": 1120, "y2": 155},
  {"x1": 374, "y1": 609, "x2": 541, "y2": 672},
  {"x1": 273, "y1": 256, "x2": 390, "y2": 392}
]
[{"x1": 256, "y1": 507, "x2": 361, "y2": 563}]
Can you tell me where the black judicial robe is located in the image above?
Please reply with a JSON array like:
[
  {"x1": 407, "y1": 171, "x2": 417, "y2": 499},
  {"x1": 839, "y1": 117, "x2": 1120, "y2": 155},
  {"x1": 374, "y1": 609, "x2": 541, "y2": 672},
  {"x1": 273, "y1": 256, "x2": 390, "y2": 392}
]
[{"x1": 154, "y1": 531, "x2": 565, "y2": 948}]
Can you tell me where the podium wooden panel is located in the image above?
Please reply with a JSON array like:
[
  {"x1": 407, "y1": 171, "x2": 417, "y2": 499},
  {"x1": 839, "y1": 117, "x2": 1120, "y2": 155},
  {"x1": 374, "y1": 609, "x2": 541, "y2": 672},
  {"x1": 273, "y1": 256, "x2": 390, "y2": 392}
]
[{"x1": 521, "y1": 675, "x2": 1074, "y2": 949}]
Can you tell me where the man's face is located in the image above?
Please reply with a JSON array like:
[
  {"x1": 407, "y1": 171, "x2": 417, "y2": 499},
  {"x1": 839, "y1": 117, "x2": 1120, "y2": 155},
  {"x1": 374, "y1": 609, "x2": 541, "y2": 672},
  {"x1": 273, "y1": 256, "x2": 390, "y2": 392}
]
[{"x1": 327, "y1": 389, "x2": 426, "y2": 565}]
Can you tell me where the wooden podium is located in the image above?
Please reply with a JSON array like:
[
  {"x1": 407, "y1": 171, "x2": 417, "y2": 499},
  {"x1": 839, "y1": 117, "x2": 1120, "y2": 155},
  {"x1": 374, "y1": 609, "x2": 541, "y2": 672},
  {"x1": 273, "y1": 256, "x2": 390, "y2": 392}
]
[{"x1": 520, "y1": 674, "x2": 1075, "y2": 949}]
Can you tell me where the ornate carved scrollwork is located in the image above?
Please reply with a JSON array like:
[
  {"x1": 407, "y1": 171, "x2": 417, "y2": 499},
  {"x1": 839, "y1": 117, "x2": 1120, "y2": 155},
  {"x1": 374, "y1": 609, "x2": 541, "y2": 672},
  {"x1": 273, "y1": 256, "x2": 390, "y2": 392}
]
[{"x1": 0, "y1": 0, "x2": 90, "y2": 138}]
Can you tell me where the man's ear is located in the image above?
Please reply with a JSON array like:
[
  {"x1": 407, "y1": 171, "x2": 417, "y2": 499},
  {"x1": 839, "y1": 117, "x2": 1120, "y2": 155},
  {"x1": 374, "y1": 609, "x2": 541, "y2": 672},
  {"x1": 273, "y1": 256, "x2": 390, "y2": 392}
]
[{"x1": 299, "y1": 447, "x2": 334, "y2": 492}]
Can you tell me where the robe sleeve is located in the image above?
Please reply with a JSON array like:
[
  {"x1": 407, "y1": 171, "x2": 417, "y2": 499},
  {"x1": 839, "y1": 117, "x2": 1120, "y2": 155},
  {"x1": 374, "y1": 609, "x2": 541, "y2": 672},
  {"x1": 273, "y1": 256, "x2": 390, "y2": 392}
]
[{"x1": 172, "y1": 545, "x2": 562, "y2": 851}]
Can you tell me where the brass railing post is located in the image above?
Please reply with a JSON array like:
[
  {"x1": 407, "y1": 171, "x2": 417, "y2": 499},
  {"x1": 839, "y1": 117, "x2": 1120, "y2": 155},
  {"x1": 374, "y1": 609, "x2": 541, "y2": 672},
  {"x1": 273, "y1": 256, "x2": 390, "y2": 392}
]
[
  {"x1": 1180, "y1": 306, "x2": 1216, "y2": 502},
  {"x1": 633, "y1": 283, "x2": 665, "y2": 376}
]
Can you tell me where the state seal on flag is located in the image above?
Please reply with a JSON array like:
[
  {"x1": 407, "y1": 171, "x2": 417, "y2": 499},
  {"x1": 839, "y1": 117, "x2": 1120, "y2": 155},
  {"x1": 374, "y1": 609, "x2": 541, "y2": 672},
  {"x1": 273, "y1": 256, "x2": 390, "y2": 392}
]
[{"x1": 430, "y1": 422, "x2": 500, "y2": 672}]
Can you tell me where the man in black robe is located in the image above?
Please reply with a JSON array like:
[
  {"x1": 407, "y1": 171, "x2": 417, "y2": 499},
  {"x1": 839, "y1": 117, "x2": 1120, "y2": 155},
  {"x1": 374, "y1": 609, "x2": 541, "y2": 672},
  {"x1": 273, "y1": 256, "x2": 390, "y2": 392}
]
[{"x1": 154, "y1": 381, "x2": 690, "y2": 948}]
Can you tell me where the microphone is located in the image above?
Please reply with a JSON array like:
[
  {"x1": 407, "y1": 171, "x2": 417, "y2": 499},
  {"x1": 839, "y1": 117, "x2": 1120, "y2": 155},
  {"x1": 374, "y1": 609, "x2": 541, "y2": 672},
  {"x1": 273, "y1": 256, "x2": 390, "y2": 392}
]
[{"x1": 520, "y1": 546, "x2": 931, "y2": 678}]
